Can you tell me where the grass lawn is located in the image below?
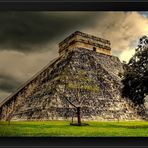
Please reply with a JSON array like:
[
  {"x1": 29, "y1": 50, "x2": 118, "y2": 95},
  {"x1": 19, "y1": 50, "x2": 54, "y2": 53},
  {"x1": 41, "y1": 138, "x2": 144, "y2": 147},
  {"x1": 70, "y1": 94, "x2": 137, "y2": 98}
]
[{"x1": 0, "y1": 120, "x2": 148, "y2": 137}]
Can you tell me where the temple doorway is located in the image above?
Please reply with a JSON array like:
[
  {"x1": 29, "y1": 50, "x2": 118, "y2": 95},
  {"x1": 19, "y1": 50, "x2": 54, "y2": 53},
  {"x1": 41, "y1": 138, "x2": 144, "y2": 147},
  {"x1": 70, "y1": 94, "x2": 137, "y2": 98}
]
[{"x1": 93, "y1": 47, "x2": 96, "y2": 52}]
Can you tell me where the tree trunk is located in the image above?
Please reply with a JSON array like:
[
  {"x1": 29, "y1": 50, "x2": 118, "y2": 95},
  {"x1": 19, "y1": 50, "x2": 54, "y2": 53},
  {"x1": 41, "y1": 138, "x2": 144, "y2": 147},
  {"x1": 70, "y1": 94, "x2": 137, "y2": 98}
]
[
  {"x1": 7, "y1": 114, "x2": 12, "y2": 125},
  {"x1": 71, "y1": 112, "x2": 74, "y2": 123},
  {"x1": 77, "y1": 107, "x2": 81, "y2": 126},
  {"x1": 8, "y1": 119, "x2": 11, "y2": 125}
]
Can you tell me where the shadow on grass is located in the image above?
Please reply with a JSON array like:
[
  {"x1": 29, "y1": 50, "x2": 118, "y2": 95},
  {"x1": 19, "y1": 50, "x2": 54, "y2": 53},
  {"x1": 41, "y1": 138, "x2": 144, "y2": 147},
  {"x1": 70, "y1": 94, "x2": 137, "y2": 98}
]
[
  {"x1": 108, "y1": 124, "x2": 148, "y2": 129},
  {"x1": 70, "y1": 123, "x2": 89, "y2": 126},
  {"x1": 0, "y1": 122, "x2": 71, "y2": 129}
]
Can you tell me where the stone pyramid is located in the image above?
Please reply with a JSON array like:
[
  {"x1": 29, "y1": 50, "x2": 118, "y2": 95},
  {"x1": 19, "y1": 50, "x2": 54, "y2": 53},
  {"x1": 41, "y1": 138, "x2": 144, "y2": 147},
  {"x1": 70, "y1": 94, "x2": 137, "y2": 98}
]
[{"x1": 0, "y1": 48, "x2": 142, "y2": 121}]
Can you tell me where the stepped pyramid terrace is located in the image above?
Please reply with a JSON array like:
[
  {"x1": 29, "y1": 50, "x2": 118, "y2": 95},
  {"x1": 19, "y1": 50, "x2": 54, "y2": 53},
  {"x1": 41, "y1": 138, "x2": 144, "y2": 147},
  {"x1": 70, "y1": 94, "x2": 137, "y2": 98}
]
[{"x1": 0, "y1": 31, "x2": 145, "y2": 121}]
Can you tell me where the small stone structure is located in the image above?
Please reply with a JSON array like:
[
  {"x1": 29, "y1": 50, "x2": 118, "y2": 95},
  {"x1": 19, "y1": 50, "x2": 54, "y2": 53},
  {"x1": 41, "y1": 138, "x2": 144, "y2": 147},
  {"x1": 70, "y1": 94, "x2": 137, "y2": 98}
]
[{"x1": 59, "y1": 31, "x2": 111, "y2": 56}]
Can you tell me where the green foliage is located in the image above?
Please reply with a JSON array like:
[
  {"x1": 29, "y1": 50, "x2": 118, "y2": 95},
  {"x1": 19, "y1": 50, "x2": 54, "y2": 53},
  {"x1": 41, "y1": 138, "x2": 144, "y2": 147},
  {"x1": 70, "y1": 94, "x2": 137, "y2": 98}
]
[
  {"x1": 122, "y1": 36, "x2": 148, "y2": 105},
  {"x1": 82, "y1": 85, "x2": 99, "y2": 93},
  {"x1": 59, "y1": 68, "x2": 99, "y2": 94},
  {"x1": 67, "y1": 83, "x2": 99, "y2": 93}
]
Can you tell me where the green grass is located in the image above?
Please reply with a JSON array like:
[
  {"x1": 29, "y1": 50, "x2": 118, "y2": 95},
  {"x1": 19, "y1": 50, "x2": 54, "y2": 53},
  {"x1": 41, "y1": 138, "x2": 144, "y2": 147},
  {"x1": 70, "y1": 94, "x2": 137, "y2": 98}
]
[{"x1": 1, "y1": 120, "x2": 148, "y2": 137}]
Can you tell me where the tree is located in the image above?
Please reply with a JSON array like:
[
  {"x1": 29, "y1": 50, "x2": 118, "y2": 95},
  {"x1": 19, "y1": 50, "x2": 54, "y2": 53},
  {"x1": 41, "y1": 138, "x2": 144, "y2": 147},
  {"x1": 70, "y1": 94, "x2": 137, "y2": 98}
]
[
  {"x1": 56, "y1": 64, "x2": 99, "y2": 126},
  {"x1": 122, "y1": 36, "x2": 148, "y2": 109}
]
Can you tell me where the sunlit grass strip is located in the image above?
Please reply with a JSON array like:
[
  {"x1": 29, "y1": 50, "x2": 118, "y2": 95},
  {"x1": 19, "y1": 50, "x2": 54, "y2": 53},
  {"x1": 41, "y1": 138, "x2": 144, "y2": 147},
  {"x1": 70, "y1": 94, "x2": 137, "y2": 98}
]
[{"x1": 0, "y1": 121, "x2": 148, "y2": 137}]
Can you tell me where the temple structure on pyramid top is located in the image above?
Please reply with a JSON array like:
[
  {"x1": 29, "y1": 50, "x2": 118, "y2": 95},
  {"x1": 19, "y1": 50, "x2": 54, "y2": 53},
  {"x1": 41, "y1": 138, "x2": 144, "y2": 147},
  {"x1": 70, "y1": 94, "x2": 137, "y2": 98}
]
[{"x1": 58, "y1": 31, "x2": 111, "y2": 56}]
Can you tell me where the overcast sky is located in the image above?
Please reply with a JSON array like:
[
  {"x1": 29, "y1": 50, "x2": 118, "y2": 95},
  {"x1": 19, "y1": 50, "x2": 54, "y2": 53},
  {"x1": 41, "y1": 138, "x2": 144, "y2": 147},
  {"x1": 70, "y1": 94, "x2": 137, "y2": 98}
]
[{"x1": 0, "y1": 11, "x2": 148, "y2": 102}]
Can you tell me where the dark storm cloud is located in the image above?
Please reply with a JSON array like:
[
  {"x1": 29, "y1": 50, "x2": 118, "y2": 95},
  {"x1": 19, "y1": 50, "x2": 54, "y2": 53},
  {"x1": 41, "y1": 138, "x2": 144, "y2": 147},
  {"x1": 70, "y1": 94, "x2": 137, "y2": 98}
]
[
  {"x1": 0, "y1": 12, "x2": 99, "y2": 52},
  {"x1": 0, "y1": 74, "x2": 21, "y2": 92}
]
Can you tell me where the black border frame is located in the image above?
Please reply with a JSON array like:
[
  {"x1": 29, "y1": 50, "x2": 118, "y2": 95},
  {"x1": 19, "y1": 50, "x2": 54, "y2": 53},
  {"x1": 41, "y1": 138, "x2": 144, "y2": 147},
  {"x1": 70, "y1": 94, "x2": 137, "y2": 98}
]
[
  {"x1": 0, "y1": 1, "x2": 148, "y2": 11},
  {"x1": 0, "y1": 1, "x2": 148, "y2": 147},
  {"x1": 1, "y1": 137, "x2": 148, "y2": 147}
]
